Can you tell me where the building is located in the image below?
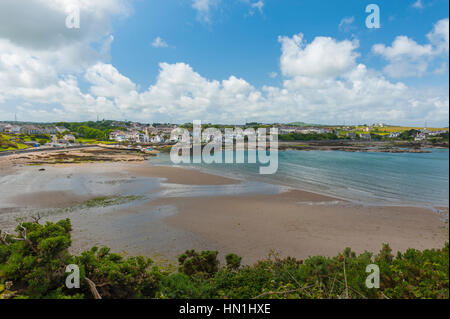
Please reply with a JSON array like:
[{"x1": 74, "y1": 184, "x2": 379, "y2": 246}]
[
  {"x1": 135, "y1": 133, "x2": 149, "y2": 143},
  {"x1": 359, "y1": 133, "x2": 371, "y2": 140},
  {"x1": 63, "y1": 134, "x2": 77, "y2": 143},
  {"x1": 389, "y1": 132, "x2": 401, "y2": 138},
  {"x1": 150, "y1": 135, "x2": 164, "y2": 144},
  {"x1": 109, "y1": 130, "x2": 150, "y2": 143},
  {"x1": 45, "y1": 127, "x2": 58, "y2": 134},
  {"x1": 414, "y1": 133, "x2": 427, "y2": 141},
  {"x1": 55, "y1": 127, "x2": 69, "y2": 134},
  {"x1": 428, "y1": 130, "x2": 447, "y2": 136},
  {"x1": 346, "y1": 132, "x2": 357, "y2": 139},
  {"x1": 155, "y1": 125, "x2": 178, "y2": 136},
  {"x1": 20, "y1": 125, "x2": 44, "y2": 135},
  {"x1": 109, "y1": 131, "x2": 127, "y2": 142},
  {"x1": 9, "y1": 125, "x2": 22, "y2": 134}
]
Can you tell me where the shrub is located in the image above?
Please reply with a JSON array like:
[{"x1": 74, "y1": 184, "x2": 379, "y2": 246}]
[
  {"x1": 225, "y1": 253, "x2": 242, "y2": 270},
  {"x1": 1, "y1": 219, "x2": 448, "y2": 299},
  {"x1": 178, "y1": 250, "x2": 219, "y2": 277}
]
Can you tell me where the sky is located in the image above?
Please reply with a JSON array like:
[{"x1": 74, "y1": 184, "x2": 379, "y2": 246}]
[{"x1": 0, "y1": 0, "x2": 448, "y2": 126}]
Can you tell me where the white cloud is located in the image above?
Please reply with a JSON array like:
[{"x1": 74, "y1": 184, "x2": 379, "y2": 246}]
[
  {"x1": 152, "y1": 37, "x2": 169, "y2": 48},
  {"x1": 0, "y1": 2, "x2": 448, "y2": 126},
  {"x1": 339, "y1": 16, "x2": 355, "y2": 32},
  {"x1": 250, "y1": 1, "x2": 264, "y2": 15},
  {"x1": 0, "y1": 0, "x2": 129, "y2": 51},
  {"x1": 278, "y1": 33, "x2": 360, "y2": 79},
  {"x1": 85, "y1": 63, "x2": 136, "y2": 98},
  {"x1": 69, "y1": 37, "x2": 446, "y2": 126},
  {"x1": 191, "y1": 0, "x2": 220, "y2": 23},
  {"x1": 373, "y1": 18, "x2": 449, "y2": 78},
  {"x1": 0, "y1": 0, "x2": 130, "y2": 120},
  {"x1": 412, "y1": 0, "x2": 424, "y2": 9},
  {"x1": 427, "y1": 18, "x2": 449, "y2": 54},
  {"x1": 372, "y1": 36, "x2": 433, "y2": 77}
]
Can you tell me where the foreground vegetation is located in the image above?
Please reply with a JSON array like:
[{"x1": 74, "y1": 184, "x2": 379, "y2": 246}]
[
  {"x1": 0, "y1": 133, "x2": 31, "y2": 151},
  {"x1": 0, "y1": 219, "x2": 448, "y2": 299}
]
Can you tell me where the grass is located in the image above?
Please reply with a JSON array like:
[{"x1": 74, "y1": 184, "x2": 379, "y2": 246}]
[
  {"x1": 352, "y1": 126, "x2": 449, "y2": 133},
  {"x1": 82, "y1": 195, "x2": 145, "y2": 208},
  {"x1": 0, "y1": 133, "x2": 31, "y2": 152},
  {"x1": 77, "y1": 138, "x2": 116, "y2": 145}
]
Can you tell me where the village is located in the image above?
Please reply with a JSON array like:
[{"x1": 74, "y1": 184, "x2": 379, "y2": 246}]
[{"x1": 0, "y1": 121, "x2": 448, "y2": 154}]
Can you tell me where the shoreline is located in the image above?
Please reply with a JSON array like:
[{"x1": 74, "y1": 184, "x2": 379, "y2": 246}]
[{"x1": 0, "y1": 151, "x2": 448, "y2": 264}]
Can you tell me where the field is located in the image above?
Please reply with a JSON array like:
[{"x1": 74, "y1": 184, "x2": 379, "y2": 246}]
[
  {"x1": 76, "y1": 138, "x2": 117, "y2": 145},
  {"x1": 353, "y1": 126, "x2": 449, "y2": 133},
  {"x1": 0, "y1": 133, "x2": 30, "y2": 152}
]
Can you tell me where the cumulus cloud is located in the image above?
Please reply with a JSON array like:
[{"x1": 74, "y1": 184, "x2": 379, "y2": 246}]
[
  {"x1": 372, "y1": 36, "x2": 434, "y2": 77},
  {"x1": 278, "y1": 33, "x2": 360, "y2": 79},
  {"x1": 0, "y1": 0, "x2": 130, "y2": 120},
  {"x1": 71, "y1": 37, "x2": 447, "y2": 126},
  {"x1": 427, "y1": 18, "x2": 449, "y2": 54},
  {"x1": 0, "y1": 0, "x2": 129, "y2": 51},
  {"x1": 373, "y1": 18, "x2": 449, "y2": 78},
  {"x1": 0, "y1": 1, "x2": 448, "y2": 126},
  {"x1": 85, "y1": 63, "x2": 136, "y2": 98}
]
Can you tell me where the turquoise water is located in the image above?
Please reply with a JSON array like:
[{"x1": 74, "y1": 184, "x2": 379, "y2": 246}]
[{"x1": 151, "y1": 149, "x2": 449, "y2": 207}]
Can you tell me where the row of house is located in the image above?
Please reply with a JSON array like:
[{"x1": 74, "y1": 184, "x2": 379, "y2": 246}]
[
  {"x1": 0, "y1": 123, "x2": 67, "y2": 135},
  {"x1": 388, "y1": 129, "x2": 447, "y2": 141},
  {"x1": 346, "y1": 132, "x2": 372, "y2": 140},
  {"x1": 109, "y1": 124, "x2": 179, "y2": 144},
  {"x1": 414, "y1": 129, "x2": 448, "y2": 141},
  {"x1": 109, "y1": 131, "x2": 149, "y2": 143},
  {"x1": 274, "y1": 125, "x2": 335, "y2": 135}
]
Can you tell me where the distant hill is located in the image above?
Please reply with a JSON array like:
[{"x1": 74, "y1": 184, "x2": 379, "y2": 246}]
[{"x1": 287, "y1": 122, "x2": 325, "y2": 127}]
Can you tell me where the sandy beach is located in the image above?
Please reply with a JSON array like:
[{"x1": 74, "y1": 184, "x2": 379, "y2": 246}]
[
  {"x1": 0, "y1": 150, "x2": 448, "y2": 265},
  {"x1": 159, "y1": 194, "x2": 447, "y2": 263}
]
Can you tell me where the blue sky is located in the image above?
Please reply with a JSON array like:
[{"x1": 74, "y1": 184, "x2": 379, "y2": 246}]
[
  {"x1": 0, "y1": 0, "x2": 448, "y2": 126},
  {"x1": 110, "y1": 0, "x2": 449, "y2": 89}
]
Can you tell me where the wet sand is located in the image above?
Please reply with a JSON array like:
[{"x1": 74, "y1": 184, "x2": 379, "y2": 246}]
[
  {"x1": 125, "y1": 164, "x2": 239, "y2": 185},
  {"x1": 7, "y1": 190, "x2": 95, "y2": 209},
  {"x1": 0, "y1": 160, "x2": 448, "y2": 265},
  {"x1": 157, "y1": 194, "x2": 447, "y2": 264}
]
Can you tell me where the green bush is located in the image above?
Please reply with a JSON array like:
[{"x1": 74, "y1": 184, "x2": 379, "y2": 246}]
[
  {"x1": 225, "y1": 253, "x2": 242, "y2": 270},
  {"x1": 1, "y1": 219, "x2": 448, "y2": 299},
  {"x1": 178, "y1": 250, "x2": 219, "y2": 277}
]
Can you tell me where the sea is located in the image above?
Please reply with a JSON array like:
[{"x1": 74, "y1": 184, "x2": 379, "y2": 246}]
[{"x1": 150, "y1": 148, "x2": 449, "y2": 208}]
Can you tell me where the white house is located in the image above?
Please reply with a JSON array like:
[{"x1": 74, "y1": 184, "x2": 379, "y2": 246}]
[
  {"x1": 151, "y1": 135, "x2": 164, "y2": 143},
  {"x1": 414, "y1": 133, "x2": 427, "y2": 141},
  {"x1": 20, "y1": 125, "x2": 44, "y2": 135},
  {"x1": 346, "y1": 132, "x2": 357, "y2": 139},
  {"x1": 359, "y1": 133, "x2": 371, "y2": 140},
  {"x1": 63, "y1": 134, "x2": 76, "y2": 143}
]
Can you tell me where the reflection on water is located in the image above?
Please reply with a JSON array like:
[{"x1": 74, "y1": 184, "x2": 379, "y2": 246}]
[
  {"x1": 150, "y1": 149, "x2": 449, "y2": 207},
  {"x1": 158, "y1": 181, "x2": 287, "y2": 198}
]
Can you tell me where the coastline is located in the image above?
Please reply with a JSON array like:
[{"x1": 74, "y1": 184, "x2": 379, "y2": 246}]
[{"x1": 0, "y1": 149, "x2": 448, "y2": 265}]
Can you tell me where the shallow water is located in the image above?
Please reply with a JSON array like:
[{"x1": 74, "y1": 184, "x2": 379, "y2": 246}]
[{"x1": 150, "y1": 149, "x2": 449, "y2": 207}]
